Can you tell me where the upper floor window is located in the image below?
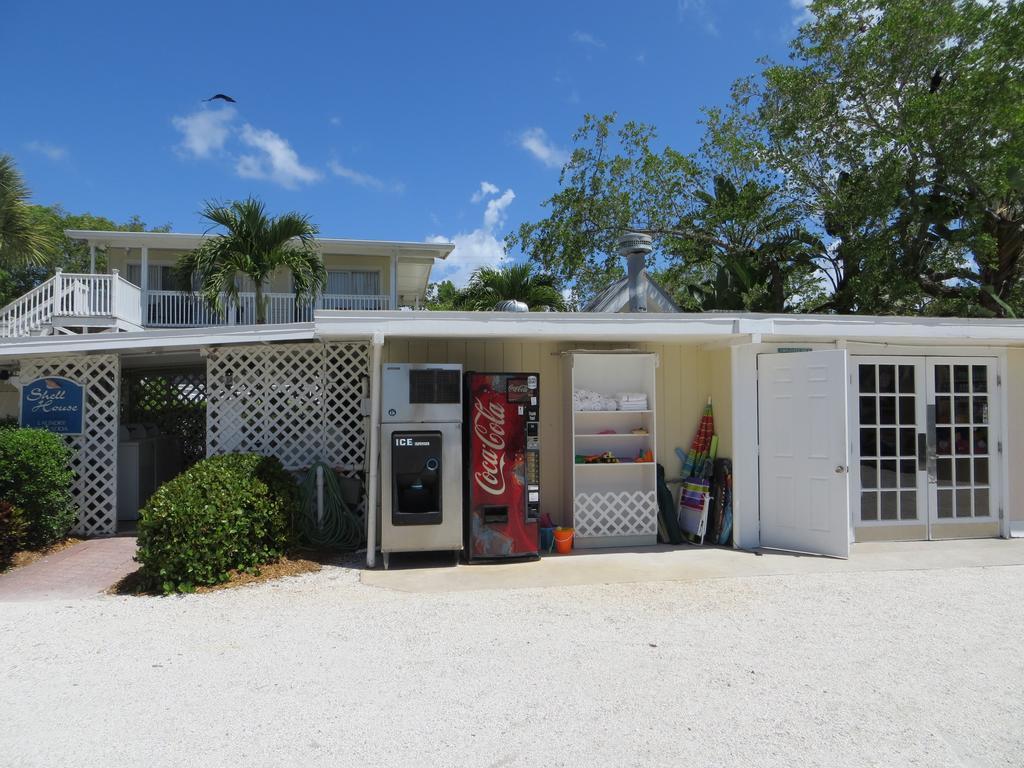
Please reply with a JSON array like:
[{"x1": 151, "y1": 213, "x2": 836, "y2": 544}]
[
  {"x1": 324, "y1": 270, "x2": 381, "y2": 296},
  {"x1": 126, "y1": 264, "x2": 184, "y2": 290}
]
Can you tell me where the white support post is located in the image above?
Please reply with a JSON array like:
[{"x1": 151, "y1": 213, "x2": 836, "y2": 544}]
[
  {"x1": 140, "y1": 246, "x2": 149, "y2": 326},
  {"x1": 365, "y1": 332, "x2": 385, "y2": 568},
  {"x1": 53, "y1": 268, "x2": 63, "y2": 315},
  {"x1": 390, "y1": 251, "x2": 398, "y2": 309},
  {"x1": 111, "y1": 269, "x2": 120, "y2": 317},
  {"x1": 89, "y1": 244, "x2": 96, "y2": 274},
  {"x1": 730, "y1": 343, "x2": 761, "y2": 550}
]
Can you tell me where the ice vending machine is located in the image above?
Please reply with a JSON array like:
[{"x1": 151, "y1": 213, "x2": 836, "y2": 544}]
[
  {"x1": 380, "y1": 364, "x2": 463, "y2": 569},
  {"x1": 464, "y1": 372, "x2": 540, "y2": 561}
]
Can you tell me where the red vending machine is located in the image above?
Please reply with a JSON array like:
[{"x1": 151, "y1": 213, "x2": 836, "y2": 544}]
[{"x1": 464, "y1": 372, "x2": 541, "y2": 561}]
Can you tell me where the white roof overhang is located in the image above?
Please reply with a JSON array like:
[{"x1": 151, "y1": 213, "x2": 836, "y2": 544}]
[
  {"x1": 316, "y1": 311, "x2": 1024, "y2": 346},
  {"x1": 7, "y1": 311, "x2": 1024, "y2": 364},
  {"x1": 63, "y1": 230, "x2": 454, "y2": 261},
  {"x1": 0, "y1": 323, "x2": 316, "y2": 362}
]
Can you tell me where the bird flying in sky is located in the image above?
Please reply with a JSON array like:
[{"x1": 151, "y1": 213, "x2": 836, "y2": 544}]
[{"x1": 204, "y1": 93, "x2": 236, "y2": 103}]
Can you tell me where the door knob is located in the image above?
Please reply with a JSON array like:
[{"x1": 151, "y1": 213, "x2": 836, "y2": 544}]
[{"x1": 834, "y1": 465, "x2": 847, "y2": 474}]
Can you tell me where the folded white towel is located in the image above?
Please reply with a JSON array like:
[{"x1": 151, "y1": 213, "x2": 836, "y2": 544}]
[{"x1": 614, "y1": 392, "x2": 648, "y2": 402}]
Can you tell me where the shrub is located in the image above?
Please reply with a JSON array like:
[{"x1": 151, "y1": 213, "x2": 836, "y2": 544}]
[
  {"x1": 0, "y1": 428, "x2": 76, "y2": 549},
  {"x1": 135, "y1": 453, "x2": 298, "y2": 594},
  {"x1": 0, "y1": 501, "x2": 28, "y2": 569}
]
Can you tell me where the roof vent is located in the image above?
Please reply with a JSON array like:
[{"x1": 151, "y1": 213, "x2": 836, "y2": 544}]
[
  {"x1": 617, "y1": 232, "x2": 653, "y2": 313},
  {"x1": 617, "y1": 232, "x2": 653, "y2": 258},
  {"x1": 494, "y1": 299, "x2": 529, "y2": 312}
]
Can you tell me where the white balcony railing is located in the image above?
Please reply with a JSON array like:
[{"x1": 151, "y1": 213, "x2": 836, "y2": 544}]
[
  {"x1": 145, "y1": 291, "x2": 392, "y2": 328},
  {"x1": 1, "y1": 276, "x2": 391, "y2": 337}
]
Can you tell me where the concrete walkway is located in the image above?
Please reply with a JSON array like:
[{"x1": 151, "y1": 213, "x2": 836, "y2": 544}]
[
  {"x1": 362, "y1": 537, "x2": 1024, "y2": 592},
  {"x1": 0, "y1": 537, "x2": 137, "y2": 602}
]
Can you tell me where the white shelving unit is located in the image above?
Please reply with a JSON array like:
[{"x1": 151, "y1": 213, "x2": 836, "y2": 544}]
[{"x1": 564, "y1": 352, "x2": 659, "y2": 548}]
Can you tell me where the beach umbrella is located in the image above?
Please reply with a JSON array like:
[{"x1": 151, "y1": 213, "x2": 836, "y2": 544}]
[{"x1": 677, "y1": 397, "x2": 715, "y2": 479}]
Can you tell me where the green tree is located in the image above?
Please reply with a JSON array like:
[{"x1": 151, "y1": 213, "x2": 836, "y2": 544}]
[
  {"x1": 0, "y1": 205, "x2": 170, "y2": 307},
  {"x1": 177, "y1": 197, "x2": 325, "y2": 324},
  {"x1": 509, "y1": 114, "x2": 824, "y2": 311},
  {"x1": 748, "y1": 0, "x2": 1024, "y2": 316},
  {"x1": 424, "y1": 280, "x2": 461, "y2": 310},
  {"x1": 0, "y1": 155, "x2": 55, "y2": 268},
  {"x1": 507, "y1": 114, "x2": 701, "y2": 302},
  {"x1": 455, "y1": 263, "x2": 567, "y2": 311}
]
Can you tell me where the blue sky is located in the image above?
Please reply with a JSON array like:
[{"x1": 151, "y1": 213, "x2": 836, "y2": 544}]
[{"x1": 2, "y1": 0, "x2": 809, "y2": 285}]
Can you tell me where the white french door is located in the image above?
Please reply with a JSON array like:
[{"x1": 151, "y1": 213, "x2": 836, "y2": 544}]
[{"x1": 851, "y1": 356, "x2": 999, "y2": 538}]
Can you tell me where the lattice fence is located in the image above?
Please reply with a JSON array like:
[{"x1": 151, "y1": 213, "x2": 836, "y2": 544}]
[
  {"x1": 122, "y1": 368, "x2": 207, "y2": 466},
  {"x1": 574, "y1": 491, "x2": 658, "y2": 539},
  {"x1": 206, "y1": 342, "x2": 370, "y2": 475},
  {"x1": 19, "y1": 355, "x2": 120, "y2": 537}
]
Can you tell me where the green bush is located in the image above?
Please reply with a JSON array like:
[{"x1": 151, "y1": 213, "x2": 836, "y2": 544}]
[
  {"x1": 0, "y1": 427, "x2": 76, "y2": 549},
  {"x1": 0, "y1": 500, "x2": 28, "y2": 569},
  {"x1": 136, "y1": 453, "x2": 298, "y2": 594}
]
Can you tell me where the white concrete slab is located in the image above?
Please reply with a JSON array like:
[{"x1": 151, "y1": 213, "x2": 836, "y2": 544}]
[{"x1": 361, "y1": 538, "x2": 1024, "y2": 593}]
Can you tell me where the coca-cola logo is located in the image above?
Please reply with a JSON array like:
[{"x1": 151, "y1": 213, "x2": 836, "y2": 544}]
[{"x1": 473, "y1": 396, "x2": 507, "y2": 496}]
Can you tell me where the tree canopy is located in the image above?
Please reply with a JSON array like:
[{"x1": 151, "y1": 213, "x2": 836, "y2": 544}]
[
  {"x1": 511, "y1": 0, "x2": 1024, "y2": 317},
  {"x1": 426, "y1": 263, "x2": 567, "y2": 311},
  {"x1": 177, "y1": 197, "x2": 325, "y2": 324},
  {"x1": 0, "y1": 155, "x2": 55, "y2": 270}
]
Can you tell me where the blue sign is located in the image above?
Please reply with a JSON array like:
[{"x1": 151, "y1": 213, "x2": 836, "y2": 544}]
[{"x1": 20, "y1": 377, "x2": 86, "y2": 435}]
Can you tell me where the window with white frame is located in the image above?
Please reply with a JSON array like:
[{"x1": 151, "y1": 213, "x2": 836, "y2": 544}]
[
  {"x1": 323, "y1": 270, "x2": 381, "y2": 295},
  {"x1": 126, "y1": 264, "x2": 184, "y2": 290}
]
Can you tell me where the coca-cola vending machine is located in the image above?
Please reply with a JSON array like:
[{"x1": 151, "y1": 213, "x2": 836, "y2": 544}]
[{"x1": 464, "y1": 372, "x2": 541, "y2": 561}]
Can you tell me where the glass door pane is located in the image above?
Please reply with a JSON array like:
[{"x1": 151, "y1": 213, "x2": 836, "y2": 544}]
[
  {"x1": 928, "y1": 360, "x2": 996, "y2": 524},
  {"x1": 852, "y1": 359, "x2": 926, "y2": 527}
]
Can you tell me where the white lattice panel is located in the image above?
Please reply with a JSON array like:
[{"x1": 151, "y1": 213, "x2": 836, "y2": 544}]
[
  {"x1": 206, "y1": 342, "x2": 369, "y2": 473},
  {"x1": 19, "y1": 355, "x2": 120, "y2": 537},
  {"x1": 574, "y1": 491, "x2": 658, "y2": 539}
]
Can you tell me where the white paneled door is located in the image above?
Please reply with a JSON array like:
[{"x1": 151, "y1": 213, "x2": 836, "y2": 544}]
[{"x1": 757, "y1": 351, "x2": 851, "y2": 558}]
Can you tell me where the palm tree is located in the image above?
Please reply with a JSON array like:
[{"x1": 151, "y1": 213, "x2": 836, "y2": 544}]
[
  {"x1": 456, "y1": 263, "x2": 566, "y2": 311},
  {"x1": 0, "y1": 155, "x2": 54, "y2": 268},
  {"x1": 178, "y1": 197, "x2": 326, "y2": 324}
]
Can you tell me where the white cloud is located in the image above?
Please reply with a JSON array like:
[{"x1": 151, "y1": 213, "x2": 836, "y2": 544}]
[
  {"x1": 172, "y1": 106, "x2": 235, "y2": 158},
  {"x1": 483, "y1": 189, "x2": 515, "y2": 230},
  {"x1": 427, "y1": 185, "x2": 516, "y2": 287},
  {"x1": 470, "y1": 181, "x2": 499, "y2": 203},
  {"x1": 677, "y1": 0, "x2": 719, "y2": 36},
  {"x1": 570, "y1": 30, "x2": 605, "y2": 48},
  {"x1": 329, "y1": 159, "x2": 384, "y2": 189},
  {"x1": 25, "y1": 141, "x2": 67, "y2": 161},
  {"x1": 790, "y1": 0, "x2": 813, "y2": 25},
  {"x1": 329, "y1": 116, "x2": 342, "y2": 126},
  {"x1": 519, "y1": 127, "x2": 569, "y2": 169},
  {"x1": 635, "y1": 52, "x2": 646, "y2": 65},
  {"x1": 236, "y1": 124, "x2": 321, "y2": 188}
]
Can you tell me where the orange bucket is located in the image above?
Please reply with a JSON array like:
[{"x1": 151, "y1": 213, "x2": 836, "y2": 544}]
[{"x1": 553, "y1": 527, "x2": 574, "y2": 554}]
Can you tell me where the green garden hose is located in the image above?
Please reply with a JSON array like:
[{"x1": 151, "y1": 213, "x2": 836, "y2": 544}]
[{"x1": 297, "y1": 462, "x2": 365, "y2": 551}]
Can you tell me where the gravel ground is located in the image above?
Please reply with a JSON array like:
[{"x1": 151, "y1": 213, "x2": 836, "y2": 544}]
[{"x1": 2, "y1": 564, "x2": 1022, "y2": 768}]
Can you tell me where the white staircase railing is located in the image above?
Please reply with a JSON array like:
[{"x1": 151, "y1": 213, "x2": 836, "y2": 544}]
[
  {"x1": 0, "y1": 270, "x2": 142, "y2": 338},
  {"x1": 0, "y1": 273, "x2": 59, "y2": 338}
]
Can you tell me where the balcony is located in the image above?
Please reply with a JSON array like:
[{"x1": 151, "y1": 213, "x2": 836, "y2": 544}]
[
  {"x1": 0, "y1": 271, "x2": 393, "y2": 338},
  {"x1": 145, "y1": 291, "x2": 392, "y2": 327}
]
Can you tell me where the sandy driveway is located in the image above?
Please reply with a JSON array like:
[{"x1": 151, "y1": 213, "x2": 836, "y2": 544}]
[{"x1": 1, "y1": 562, "x2": 1022, "y2": 768}]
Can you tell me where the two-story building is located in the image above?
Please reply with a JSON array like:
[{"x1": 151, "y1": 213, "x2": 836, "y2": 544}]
[
  {"x1": 1, "y1": 230, "x2": 452, "y2": 337},
  {"x1": 2, "y1": 229, "x2": 1024, "y2": 567}
]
